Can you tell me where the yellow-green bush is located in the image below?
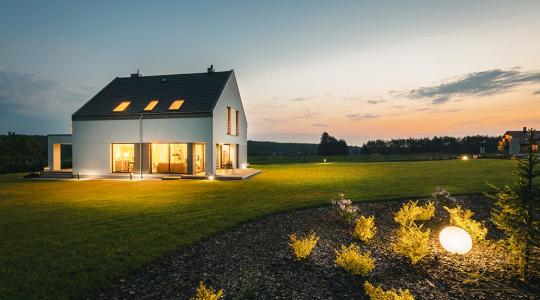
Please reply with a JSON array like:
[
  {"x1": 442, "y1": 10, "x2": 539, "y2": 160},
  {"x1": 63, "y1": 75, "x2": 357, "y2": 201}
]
[
  {"x1": 289, "y1": 232, "x2": 319, "y2": 260},
  {"x1": 353, "y1": 215, "x2": 377, "y2": 243},
  {"x1": 394, "y1": 200, "x2": 435, "y2": 227},
  {"x1": 364, "y1": 281, "x2": 415, "y2": 300},
  {"x1": 444, "y1": 205, "x2": 487, "y2": 242},
  {"x1": 392, "y1": 224, "x2": 431, "y2": 264},
  {"x1": 444, "y1": 205, "x2": 487, "y2": 243},
  {"x1": 335, "y1": 244, "x2": 375, "y2": 275},
  {"x1": 190, "y1": 281, "x2": 224, "y2": 300}
]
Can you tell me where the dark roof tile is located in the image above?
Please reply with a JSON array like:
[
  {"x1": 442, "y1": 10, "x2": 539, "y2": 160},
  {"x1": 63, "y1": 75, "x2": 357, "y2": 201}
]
[{"x1": 72, "y1": 70, "x2": 232, "y2": 120}]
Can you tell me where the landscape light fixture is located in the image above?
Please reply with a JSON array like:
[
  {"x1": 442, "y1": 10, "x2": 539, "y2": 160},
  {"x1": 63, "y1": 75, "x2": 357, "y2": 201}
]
[
  {"x1": 461, "y1": 155, "x2": 469, "y2": 160},
  {"x1": 323, "y1": 159, "x2": 327, "y2": 163},
  {"x1": 208, "y1": 175, "x2": 215, "y2": 180},
  {"x1": 439, "y1": 226, "x2": 472, "y2": 255}
]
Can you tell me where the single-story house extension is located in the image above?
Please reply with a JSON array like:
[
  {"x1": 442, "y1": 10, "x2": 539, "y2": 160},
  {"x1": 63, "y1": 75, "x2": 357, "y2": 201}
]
[
  {"x1": 47, "y1": 66, "x2": 248, "y2": 178},
  {"x1": 498, "y1": 127, "x2": 539, "y2": 155}
]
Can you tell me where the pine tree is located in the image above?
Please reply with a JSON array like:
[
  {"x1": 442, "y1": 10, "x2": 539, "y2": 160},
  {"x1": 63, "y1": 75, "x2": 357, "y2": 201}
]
[{"x1": 487, "y1": 128, "x2": 539, "y2": 281}]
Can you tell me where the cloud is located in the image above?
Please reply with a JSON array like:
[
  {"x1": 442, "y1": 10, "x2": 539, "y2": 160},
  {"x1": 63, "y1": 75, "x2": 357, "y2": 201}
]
[
  {"x1": 291, "y1": 95, "x2": 317, "y2": 102},
  {"x1": 343, "y1": 96, "x2": 362, "y2": 101},
  {"x1": 403, "y1": 68, "x2": 540, "y2": 104},
  {"x1": 367, "y1": 99, "x2": 386, "y2": 105},
  {"x1": 533, "y1": 90, "x2": 540, "y2": 95},
  {"x1": 346, "y1": 113, "x2": 379, "y2": 121},
  {"x1": 0, "y1": 70, "x2": 91, "y2": 133},
  {"x1": 311, "y1": 123, "x2": 328, "y2": 127}
]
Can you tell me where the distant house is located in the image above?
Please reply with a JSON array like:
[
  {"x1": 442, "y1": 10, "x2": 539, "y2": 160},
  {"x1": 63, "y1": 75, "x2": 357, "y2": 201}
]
[
  {"x1": 498, "y1": 127, "x2": 539, "y2": 155},
  {"x1": 47, "y1": 66, "x2": 248, "y2": 178}
]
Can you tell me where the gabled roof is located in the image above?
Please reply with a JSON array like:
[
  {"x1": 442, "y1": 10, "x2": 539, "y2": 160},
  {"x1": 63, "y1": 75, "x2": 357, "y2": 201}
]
[{"x1": 72, "y1": 70, "x2": 233, "y2": 120}]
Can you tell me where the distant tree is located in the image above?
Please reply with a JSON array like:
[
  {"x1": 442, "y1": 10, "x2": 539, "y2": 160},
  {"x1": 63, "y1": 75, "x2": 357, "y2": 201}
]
[
  {"x1": 317, "y1": 132, "x2": 349, "y2": 156},
  {"x1": 487, "y1": 128, "x2": 539, "y2": 281}
]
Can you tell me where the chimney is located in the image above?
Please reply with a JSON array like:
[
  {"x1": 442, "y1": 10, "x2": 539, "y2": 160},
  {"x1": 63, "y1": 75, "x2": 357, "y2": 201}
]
[
  {"x1": 131, "y1": 69, "x2": 142, "y2": 78},
  {"x1": 207, "y1": 64, "x2": 215, "y2": 73},
  {"x1": 523, "y1": 126, "x2": 527, "y2": 133}
]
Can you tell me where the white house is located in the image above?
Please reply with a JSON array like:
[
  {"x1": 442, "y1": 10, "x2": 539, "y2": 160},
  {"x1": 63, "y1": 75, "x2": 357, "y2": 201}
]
[
  {"x1": 498, "y1": 127, "x2": 539, "y2": 156},
  {"x1": 47, "y1": 66, "x2": 248, "y2": 178}
]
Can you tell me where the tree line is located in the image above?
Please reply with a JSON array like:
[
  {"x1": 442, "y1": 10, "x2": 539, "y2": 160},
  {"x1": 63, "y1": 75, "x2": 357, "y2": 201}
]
[
  {"x1": 249, "y1": 133, "x2": 501, "y2": 156},
  {"x1": 0, "y1": 133, "x2": 47, "y2": 174}
]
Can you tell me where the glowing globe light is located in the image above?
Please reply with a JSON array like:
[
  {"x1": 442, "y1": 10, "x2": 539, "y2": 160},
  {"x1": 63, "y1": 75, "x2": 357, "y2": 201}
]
[
  {"x1": 461, "y1": 155, "x2": 469, "y2": 160},
  {"x1": 439, "y1": 226, "x2": 472, "y2": 254},
  {"x1": 207, "y1": 175, "x2": 215, "y2": 180},
  {"x1": 323, "y1": 159, "x2": 327, "y2": 163}
]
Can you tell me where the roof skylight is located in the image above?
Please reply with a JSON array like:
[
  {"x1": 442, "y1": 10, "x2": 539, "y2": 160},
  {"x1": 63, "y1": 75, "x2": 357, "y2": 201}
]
[
  {"x1": 113, "y1": 101, "x2": 131, "y2": 112},
  {"x1": 169, "y1": 99, "x2": 184, "y2": 110},
  {"x1": 144, "y1": 100, "x2": 159, "y2": 111}
]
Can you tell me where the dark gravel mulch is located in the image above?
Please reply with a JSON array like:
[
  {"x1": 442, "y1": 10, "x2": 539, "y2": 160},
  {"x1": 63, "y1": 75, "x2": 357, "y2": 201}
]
[{"x1": 94, "y1": 195, "x2": 539, "y2": 299}]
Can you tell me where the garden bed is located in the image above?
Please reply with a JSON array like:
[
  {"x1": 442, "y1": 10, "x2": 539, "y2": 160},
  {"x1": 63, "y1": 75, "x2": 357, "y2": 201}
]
[{"x1": 95, "y1": 195, "x2": 538, "y2": 299}]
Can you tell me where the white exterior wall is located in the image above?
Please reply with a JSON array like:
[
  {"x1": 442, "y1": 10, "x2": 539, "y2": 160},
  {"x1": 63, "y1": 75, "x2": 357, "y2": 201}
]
[
  {"x1": 72, "y1": 117, "x2": 213, "y2": 176},
  {"x1": 212, "y1": 72, "x2": 248, "y2": 171},
  {"x1": 47, "y1": 134, "x2": 72, "y2": 171}
]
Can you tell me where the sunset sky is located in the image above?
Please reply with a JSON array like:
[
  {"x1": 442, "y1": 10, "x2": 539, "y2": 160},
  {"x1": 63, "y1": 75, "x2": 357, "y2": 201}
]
[{"x1": 1, "y1": 0, "x2": 539, "y2": 145}]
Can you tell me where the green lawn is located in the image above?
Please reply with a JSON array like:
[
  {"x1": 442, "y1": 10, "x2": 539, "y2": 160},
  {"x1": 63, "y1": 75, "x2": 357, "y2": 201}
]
[{"x1": 0, "y1": 160, "x2": 514, "y2": 299}]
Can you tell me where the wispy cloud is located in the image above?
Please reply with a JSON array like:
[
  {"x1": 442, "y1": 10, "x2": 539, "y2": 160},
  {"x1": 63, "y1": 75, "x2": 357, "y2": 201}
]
[
  {"x1": 0, "y1": 70, "x2": 91, "y2": 133},
  {"x1": 291, "y1": 94, "x2": 317, "y2": 102},
  {"x1": 311, "y1": 123, "x2": 328, "y2": 127},
  {"x1": 367, "y1": 99, "x2": 386, "y2": 105},
  {"x1": 402, "y1": 68, "x2": 540, "y2": 104},
  {"x1": 346, "y1": 113, "x2": 379, "y2": 121},
  {"x1": 533, "y1": 90, "x2": 540, "y2": 95}
]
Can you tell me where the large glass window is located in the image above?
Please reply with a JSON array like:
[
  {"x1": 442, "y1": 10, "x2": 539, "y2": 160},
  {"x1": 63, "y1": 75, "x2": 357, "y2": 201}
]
[
  {"x1": 170, "y1": 143, "x2": 188, "y2": 173},
  {"x1": 194, "y1": 143, "x2": 205, "y2": 173},
  {"x1": 112, "y1": 144, "x2": 134, "y2": 173},
  {"x1": 151, "y1": 143, "x2": 188, "y2": 174}
]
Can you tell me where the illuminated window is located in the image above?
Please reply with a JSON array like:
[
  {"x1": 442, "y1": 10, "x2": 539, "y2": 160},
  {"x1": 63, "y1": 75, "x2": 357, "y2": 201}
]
[
  {"x1": 112, "y1": 144, "x2": 134, "y2": 172},
  {"x1": 144, "y1": 100, "x2": 159, "y2": 111},
  {"x1": 226, "y1": 106, "x2": 231, "y2": 134},
  {"x1": 169, "y1": 99, "x2": 184, "y2": 110},
  {"x1": 113, "y1": 101, "x2": 131, "y2": 112}
]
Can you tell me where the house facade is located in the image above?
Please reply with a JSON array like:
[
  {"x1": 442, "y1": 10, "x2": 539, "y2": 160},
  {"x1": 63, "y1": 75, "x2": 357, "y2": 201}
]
[
  {"x1": 498, "y1": 127, "x2": 539, "y2": 155},
  {"x1": 47, "y1": 67, "x2": 247, "y2": 178}
]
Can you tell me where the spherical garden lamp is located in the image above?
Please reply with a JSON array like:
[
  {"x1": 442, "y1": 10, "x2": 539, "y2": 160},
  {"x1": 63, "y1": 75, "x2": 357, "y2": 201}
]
[{"x1": 439, "y1": 226, "x2": 472, "y2": 255}]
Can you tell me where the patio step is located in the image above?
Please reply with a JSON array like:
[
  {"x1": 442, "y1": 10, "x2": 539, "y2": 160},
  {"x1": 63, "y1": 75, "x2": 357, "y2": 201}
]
[{"x1": 40, "y1": 171, "x2": 73, "y2": 179}]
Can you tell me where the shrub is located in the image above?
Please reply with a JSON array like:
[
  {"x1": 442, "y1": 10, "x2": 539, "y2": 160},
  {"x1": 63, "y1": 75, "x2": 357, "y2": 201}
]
[
  {"x1": 394, "y1": 200, "x2": 435, "y2": 227},
  {"x1": 23, "y1": 172, "x2": 40, "y2": 178},
  {"x1": 364, "y1": 281, "x2": 415, "y2": 300},
  {"x1": 353, "y1": 215, "x2": 377, "y2": 244},
  {"x1": 392, "y1": 224, "x2": 431, "y2": 264},
  {"x1": 331, "y1": 193, "x2": 358, "y2": 223},
  {"x1": 431, "y1": 187, "x2": 456, "y2": 207},
  {"x1": 190, "y1": 281, "x2": 224, "y2": 300},
  {"x1": 289, "y1": 232, "x2": 319, "y2": 260},
  {"x1": 444, "y1": 205, "x2": 488, "y2": 243},
  {"x1": 335, "y1": 244, "x2": 375, "y2": 275}
]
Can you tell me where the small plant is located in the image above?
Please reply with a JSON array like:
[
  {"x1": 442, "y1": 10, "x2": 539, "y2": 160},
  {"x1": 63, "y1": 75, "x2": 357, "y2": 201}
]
[
  {"x1": 364, "y1": 281, "x2": 415, "y2": 300},
  {"x1": 394, "y1": 200, "x2": 435, "y2": 227},
  {"x1": 392, "y1": 224, "x2": 431, "y2": 264},
  {"x1": 289, "y1": 231, "x2": 319, "y2": 260},
  {"x1": 444, "y1": 205, "x2": 488, "y2": 243},
  {"x1": 335, "y1": 244, "x2": 375, "y2": 275},
  {"x1": 331, "y1": 193, "x2": 358, "y2": 223},
  {"x1": 353, "y1": 215, "x2": 377, "y2": 243},
  {"x1": 191, "y1": 281, "x2": 224, "y2": 300},
  {"x1": 431, "y1": 187, "x2": 456, "y2": 206}
]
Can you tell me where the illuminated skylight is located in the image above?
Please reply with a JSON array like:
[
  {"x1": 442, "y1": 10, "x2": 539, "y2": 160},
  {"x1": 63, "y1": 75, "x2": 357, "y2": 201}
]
[
  {"x1": 113, "y1": 101, "x2": 131, "y2": 112},
  {"x1": 169, "y1": 99, "x2": 184, "y2": 110},
  {"x1": 144, "y1": 100, "x2": 159, "y2": 111}
]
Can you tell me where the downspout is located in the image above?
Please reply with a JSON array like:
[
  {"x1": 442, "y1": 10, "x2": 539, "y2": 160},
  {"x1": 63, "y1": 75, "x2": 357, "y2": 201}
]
[{"x1": 139, "y1": 113, "x2": 143, "y2": 179}]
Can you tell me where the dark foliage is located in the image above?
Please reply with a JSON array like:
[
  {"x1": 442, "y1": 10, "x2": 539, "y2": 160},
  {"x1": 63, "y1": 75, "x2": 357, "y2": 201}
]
[
  {"x1": 0, "y1": 132, "x2": 47, "y2": 174},
  {"x1": 317, "y1": 132, "x2": 349, "y2": 156},
  {"x1": 361, "y1": 135, "x2": 501, "y2": 155}
]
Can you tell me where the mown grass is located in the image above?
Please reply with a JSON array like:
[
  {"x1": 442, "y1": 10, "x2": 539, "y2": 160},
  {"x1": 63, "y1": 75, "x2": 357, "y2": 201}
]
[{"x1": 0, "y1": 160, "x2": 514, "y2": 299}]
